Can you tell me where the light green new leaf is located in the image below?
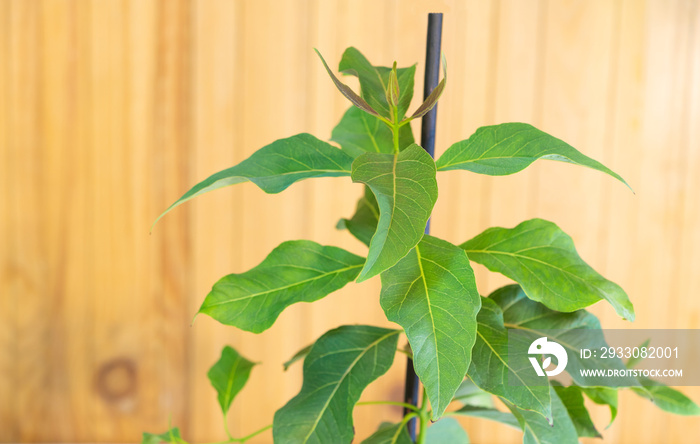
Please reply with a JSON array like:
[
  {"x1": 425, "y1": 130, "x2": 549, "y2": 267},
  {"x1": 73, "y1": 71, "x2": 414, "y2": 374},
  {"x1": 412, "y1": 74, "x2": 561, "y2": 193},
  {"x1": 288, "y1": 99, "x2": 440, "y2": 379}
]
[
  {"x1": 352, "y1": 144, "x2": 438, "y2": 282},
  {"x1": 492, "y1": 284, "x2": 636, "y2": 387},
  {"x1": 142, "y1": 428, "x2": 184, "y2": 444},
  {"x1": 552, "y1": 383, "x2": 601, "y2": 438},
  {"x1": 581, "y1": 386, "x2": 618, "y2": 427},
  {"x1": 452, "y1": 406, "x2": 520, "y2": 430},
  {"x1": 360, "y1": 422, "x2": 412, "y2": 444},
  {"x1": 283, "y1": 344, "x2": 312, "y2": 371},
  {"x1": 337, "y1": 186, "x2": 380, "y2": 247},
  {"x1": 631, "y1": 378, "x2": 700, "y2": 416},
  {"x1": 199, "y1": 241, "x2": 364, "y2": 333},
  {"x1": 453, "y1": 378, "x2": 495, "y2": 409},
  {"x1": 380, "y1": 235, "x2": 480, "y2": 419},
  {"x1": 273, "y1": 325, "x2": 400, "y2": 444},
  {"x1": 331, "y1": 106, "x2": 415, "y2": 158},
  {"x1": 462, "y1": 218, "x2": 635, "y2": 321},
  {"x1": 504, "y1": 387, "x2": 579, "y2": 444},
  {"x1": 425, "y1": 418, "x2": 469, "y2": 444},
  {"x1": 468, "y1": 297, "x2": 552, "y2": 421},
  {"x1": 207, "y1": 346, "x2": 256, "y2": 416},
  {"x1": 338, "y1": 47, "x2": 416, "y2": 119},
  {"x1": 154, "y1": 133, "x2": 354, "y2": 227},
  {"x1": 436, "y1": 122, "x2": 631, "y2": 190}
]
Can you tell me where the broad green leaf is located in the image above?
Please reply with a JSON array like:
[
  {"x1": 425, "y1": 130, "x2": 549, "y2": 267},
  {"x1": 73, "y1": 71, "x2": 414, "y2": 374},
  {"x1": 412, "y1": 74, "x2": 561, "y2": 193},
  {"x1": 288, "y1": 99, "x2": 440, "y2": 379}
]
[
  {"x1": 425, "y1": 418, "x2": 469, "y2": 444},
  {"x1": 154, "y1": 134, "x2": 353, "y2": 227},
  {"x1": 552, "y1": 383, "x2": 601, "y2": 438},
  {"x1": 199, "y1": 241, "x2": 364, "y2": 333},
  {"x1": 337, "y1": 186, "x2": 379, "y2": 247},
  {"x1": 331, "y1": 107, "x2": 415, "y2": 158},
  {"x1": 436, "y1": 122, "x2": 631, "y2": 190},
  {"x1": 360, "y1": 422, "x2": 412, "y2": 444},
  {"x1": 631, "y1": 378, "x2": 700, "y2": 416},
  {"x1": 380, "y1": 235, "x2": 480, "y2": 418},
  {"x1": 453, "y1": 378, "x2": 495, "y2": 408},
  {"x1": 492, "y1": 284, "x2": 635, "y2": 387},
  {"x1": 468, "y1": 297, "x2": 552, "y2": 421},
  {"x1": 452, "y1": 406, "x2": 520, "y2": 430},
  {"x1": 352, "y1": 144, "x2": 438, "y2": 282},
  {"x1": 504, "y1": 387, "x2": 579, "y2": 444},
  {"x1": 207, "y1": 346, "x2": 256, "y2": 416},
  {"x1": 283, "y1": 344, "x2": 312, "y2": 371},
  {"x1": 142, "y1": 428, "x2": 184, "y2": 444},
  {"x1": 338, "y1": 47, "x2": 416, "y2": 119},
  {"x1": 315, "y1": 49, "x2": 380, "y2": 117},
  {"x1": 580, "y1": 386, "x2": 618, "y2": 427},
  {"x1": 462, "y1": 218, "x2": 635, "y2": 321},
  {"x1": 273, "y1": 325, "x2": 400, "y2": 444}
]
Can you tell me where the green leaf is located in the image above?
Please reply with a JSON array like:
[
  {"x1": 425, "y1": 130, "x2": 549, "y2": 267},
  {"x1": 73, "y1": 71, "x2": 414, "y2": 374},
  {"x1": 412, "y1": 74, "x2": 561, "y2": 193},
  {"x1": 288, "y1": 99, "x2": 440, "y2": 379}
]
[
  {"x1": 315, "y1": 49, "x2": 380, "y2": 117},
  {"x1": 338, "y1": 47, "x2": 416, "y2": 119},
  {"x1": 337, "y1": 186, "x2": 380, "y2": 247},
  {"x1": 199, "y1": 241, "x2": 364, "y2": 333},
  {"x1": 360, "y1": 422, "x2": 412, "y2": 444},
  {"x1": 580, "y1": 386, "x2": 618, "y2": 427},
  {"x1": 436, "y1": 122, "x2": 631, "y2": 190},
  {"x1": 273, "y1": 325, "x2": 400, "y2": 444},
  {"x1": 461, "y1": 218, "x2": 635, "y2": 321},
  {"x1": 504, "y1": 387, "x2": 579, "y2": 444},
  {"x1": 283, "y1": 344, "x2": 312, "y2": 371},
  {"x1": 453, "y1": 378, "x2": 495, "y2": 408},
  {"x1": 631, "y1": 378, "x2": 700, "y2": 416},
  {"x1": 425, "y1": 418, "x2": 469, "y2": 444},
  {"x1": 380, "y1": 235, "x2": 480, "y2": 418},
  {"x1": 409, "y1": 54, "x2": 447, "y2": 120},
  {"x1": 154, "y1": 133, "x2": 353, "y2": 228},
  {"x1": 452, "y1": 405, "x2": 520, "y2": 430},
  {"x1": 468, "y1": 297, "x2": 552, "y2": 421},
  {"x1": 552, "y1": 383, "x2": 601, "y2": 438},
  {"x1": 331, "y1": 107, "x2": 415, "y2": 158},
  {"x1": 352, "y1": 144, "x2": 438, "y2": 282},
  {"x1": 141, "y1": 428, "x2": 183, "y2": 444},
  {"x1": 491, "y1": 284, "x2": 635, "y2": 387},
  {"x1": 207, "y1": 346, "x2": 256, "y2": 416},
  {"x1": 626, "y1": 338, "x2": 650, "y2": 369}
]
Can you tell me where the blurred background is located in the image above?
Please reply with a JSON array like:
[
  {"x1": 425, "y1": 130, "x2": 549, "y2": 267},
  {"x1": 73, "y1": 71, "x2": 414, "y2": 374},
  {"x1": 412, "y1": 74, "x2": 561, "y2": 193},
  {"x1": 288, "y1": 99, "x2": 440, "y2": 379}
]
[{"x1": 2, "y1": 0, "x2": 699, "y2": 442}]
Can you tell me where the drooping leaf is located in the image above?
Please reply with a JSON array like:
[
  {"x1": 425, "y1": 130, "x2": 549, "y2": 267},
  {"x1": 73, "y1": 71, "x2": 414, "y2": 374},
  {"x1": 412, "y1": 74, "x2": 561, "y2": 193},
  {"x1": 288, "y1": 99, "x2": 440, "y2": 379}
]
[
  {"x1": 207, "y1": 346, "x2": 256, "y2": 416},
  {"x1": 380, "y1": 235, "x2": 480, "y2": 418},
  {"x1": 425, "y1": 418, "x2": 469, "y2": 444},
  {"x1": 468, "y1": 297, "x2": 552, "y2": 421},
  {"x1": 631, "y1": 378, "x2": 700, "y2": 416},
  {"x1": 409, "y1": 54, "x2": 447, "y2": 120},
  {"x1": 504, "y1": 387, "x2": 579, "y2": 444},
  {"x1": 491, "y1": 284, "x2": 636, "y2": 387},
  {"x1": 580, "y1": 386, "x2": 618, "y2": 427},
  {"x1": 273, "y1": 325, "x2": 400, "y2": 444},
  {"x1": 462, "y1": 218, "x2": 635, "y2": 321},
  {"x1": 315, "y1": 49, "x2": 380, "y2": 117},
  {"x1": 141, "y1": 428, "x2": 184, "y2": 444},
  {"x1": 360, "y1": 421, "x2": 412, "y2": 444},
  {"x1": 331, "y1": 107, "x2": 415, "y2": 158},
  {"x1": 552, "y1": 383, "x2": 601, "y2": 438},
  {"x1": 154, "y1": 133, "x2": 354, "y2": 227},
  {"x1": 283, "y1": 344, "x2": 312, "y2": 371},
  {"x1": 436, "y1": 122, "x2": 631, "y2": 190},
  {"x1": 453, "y1": 378, "x2": 495, "y2": 408},
  {"x1": 452, "y1": 405, "x2": 520, "y2": 430},
  {"x1": 352, "y1": 144, "x2": 438, "y2": 282},
  {"x1": 199, "y1": 241, "x2": 364, "y2": 333},
  {"x1": 337, "y1": 186, "x2": 380, "y2": 247},
  {"x1": 338, "y1": 47, "x2": 416, "y2": 119}
]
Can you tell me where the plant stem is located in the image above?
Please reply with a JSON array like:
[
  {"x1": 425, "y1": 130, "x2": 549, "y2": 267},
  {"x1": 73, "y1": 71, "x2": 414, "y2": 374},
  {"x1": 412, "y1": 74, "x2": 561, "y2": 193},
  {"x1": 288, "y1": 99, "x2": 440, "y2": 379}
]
[
  {"x1": 356, "y1": 400, "x2": 420, "y2": 411},
  {"x1": 223, "y1": 412, "x2": 233, "y2": 440},
  {"x1": 416, "y1": 387, "x2": 430, "y2": 444},
  {"x1": 201, "y1": 424, "x2": 272, "y2": 444}
]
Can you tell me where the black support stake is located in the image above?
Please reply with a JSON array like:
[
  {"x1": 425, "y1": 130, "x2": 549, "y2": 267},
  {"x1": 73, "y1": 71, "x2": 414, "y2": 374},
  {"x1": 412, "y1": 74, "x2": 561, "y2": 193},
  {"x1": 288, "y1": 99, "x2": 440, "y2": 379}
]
[{"x1": 403, "y1": 12, "x2": 443, "y2": 440}]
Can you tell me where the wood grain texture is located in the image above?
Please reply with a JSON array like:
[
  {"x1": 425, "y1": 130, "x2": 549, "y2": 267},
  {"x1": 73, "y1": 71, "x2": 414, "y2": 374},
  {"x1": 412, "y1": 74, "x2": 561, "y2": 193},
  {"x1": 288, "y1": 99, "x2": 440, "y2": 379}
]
[{"x1": 1, "y1": 1, "x2": 699, "y2": 442}]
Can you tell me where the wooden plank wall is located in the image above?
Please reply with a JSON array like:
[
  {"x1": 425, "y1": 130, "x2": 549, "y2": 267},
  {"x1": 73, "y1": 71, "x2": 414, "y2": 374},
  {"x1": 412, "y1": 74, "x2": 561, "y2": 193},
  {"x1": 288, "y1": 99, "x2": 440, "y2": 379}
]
[{"x1": 1, "y1": 0, "x2": 699, "y2": 442}]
